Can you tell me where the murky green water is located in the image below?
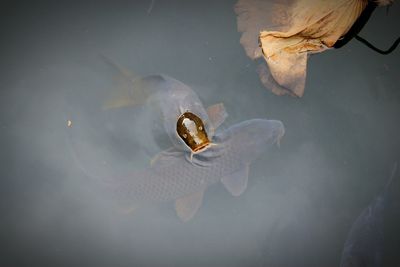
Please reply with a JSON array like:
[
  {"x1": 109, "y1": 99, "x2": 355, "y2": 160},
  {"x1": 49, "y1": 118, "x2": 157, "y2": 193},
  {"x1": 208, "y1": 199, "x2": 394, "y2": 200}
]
[{"x1": 1, "y1": 1, "x2": 399, "y2": 266}]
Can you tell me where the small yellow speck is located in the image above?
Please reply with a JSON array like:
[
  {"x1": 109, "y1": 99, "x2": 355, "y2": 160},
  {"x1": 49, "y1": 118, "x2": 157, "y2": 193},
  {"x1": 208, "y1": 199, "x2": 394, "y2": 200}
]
[{"x1": 67, "y1": 120, "x2": 72, "y2": 128}]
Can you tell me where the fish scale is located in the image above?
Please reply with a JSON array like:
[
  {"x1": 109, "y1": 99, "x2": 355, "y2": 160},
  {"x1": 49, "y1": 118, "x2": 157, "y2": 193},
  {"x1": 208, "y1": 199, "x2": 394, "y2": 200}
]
[
  {"x1": 127, "y1": 145, "x2": 235, "y2": 202},
  {"x1": 107, "y1": 125, "x2": 252, "y2": 204},
  {"x1": 93, "y1": 118, "x2": 284, "y2": 222}
]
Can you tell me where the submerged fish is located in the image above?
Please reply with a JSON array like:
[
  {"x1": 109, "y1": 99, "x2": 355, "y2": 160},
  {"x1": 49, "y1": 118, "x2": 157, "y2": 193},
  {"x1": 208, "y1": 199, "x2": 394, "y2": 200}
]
[
  {"x1": 340, "y1": 163, "x2": 397, "y2": 267},
  {"x1": 68, "y1": 59, "x2": 284, "y2": 221},
  {"x1": 102, "y1": 57, "x2": 226, "y2": 158},
  {"x1": 107, "y1": 118, "x2": 284, "y2": 222}
]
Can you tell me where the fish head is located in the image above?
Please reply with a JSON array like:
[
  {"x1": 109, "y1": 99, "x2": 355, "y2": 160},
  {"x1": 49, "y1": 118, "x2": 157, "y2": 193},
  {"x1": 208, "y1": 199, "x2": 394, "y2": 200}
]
[
  {"x1": 220, "y1": 119, "x2": 285, "y2": 161},
  {"x1": 176, "y1": 111, "x2": 210, "y2": 152},
  {"x1": 151, "y1": 76, "x2": 212, "y2": 152}
]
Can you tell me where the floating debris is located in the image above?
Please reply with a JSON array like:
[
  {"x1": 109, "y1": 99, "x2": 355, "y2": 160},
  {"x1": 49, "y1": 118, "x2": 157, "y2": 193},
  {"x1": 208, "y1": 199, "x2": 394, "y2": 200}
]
[{"x1": 234, "y1": 0, "x2": 394, "y2": 97}]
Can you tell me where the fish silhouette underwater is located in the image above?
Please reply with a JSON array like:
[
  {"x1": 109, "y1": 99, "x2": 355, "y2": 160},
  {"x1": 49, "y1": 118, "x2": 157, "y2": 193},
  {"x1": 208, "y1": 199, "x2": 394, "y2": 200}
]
[
  {"x1": 69, "y1": 60, "x2": 285, "y2": 222},
  {"x1": 340, "y1": 163, "x2": 398, "y2": 267}
]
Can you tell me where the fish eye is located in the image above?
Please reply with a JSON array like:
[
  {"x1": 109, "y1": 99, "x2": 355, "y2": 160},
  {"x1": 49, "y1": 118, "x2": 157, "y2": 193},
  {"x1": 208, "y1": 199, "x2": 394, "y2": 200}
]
[{"x1": 198, "y1": 126, "x2": 203, "y2": 130}]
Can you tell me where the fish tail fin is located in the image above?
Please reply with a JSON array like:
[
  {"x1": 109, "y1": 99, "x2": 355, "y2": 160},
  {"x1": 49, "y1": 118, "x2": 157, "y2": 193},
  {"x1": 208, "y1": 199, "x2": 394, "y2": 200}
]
[{"x1": 100, "y1": 54, "x2": 152, "y2": 110}]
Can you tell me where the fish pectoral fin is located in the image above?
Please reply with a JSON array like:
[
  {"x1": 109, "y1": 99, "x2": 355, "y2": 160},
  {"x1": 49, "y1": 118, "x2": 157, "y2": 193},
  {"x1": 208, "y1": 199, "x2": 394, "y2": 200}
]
[
  {"x1": 175, "y1": 190, "x2": 205, "y2": 222},
  {"x1": 206, "y1": 103, "x2": 228, "y2": 131},
  {"x1": 221, "y1": 164, "x2": 249, "y2": 197},
  {"x1": 150, "y1": 147, "x2": 184, "y2": 166}
]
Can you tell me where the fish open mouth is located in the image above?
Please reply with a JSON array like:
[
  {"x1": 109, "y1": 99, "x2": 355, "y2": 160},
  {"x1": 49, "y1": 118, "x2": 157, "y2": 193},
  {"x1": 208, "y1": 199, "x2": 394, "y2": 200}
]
[{"x1": 193, "y1": 141, "x2": 211, "y2": 152}]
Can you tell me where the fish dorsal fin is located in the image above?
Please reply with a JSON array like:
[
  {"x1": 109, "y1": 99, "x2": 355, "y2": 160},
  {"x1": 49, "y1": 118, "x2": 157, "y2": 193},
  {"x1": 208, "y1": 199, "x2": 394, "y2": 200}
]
[
  {"x1": 150, "y1": 147, "x2": 184, "y2": 166},
  {"x1": 206, "y1": 103, "x2": 228, "y2": 132},
  {"x1": 101, "y1": 54, "x2": 138, "y2": 80},
  {"x1": 101, "y1": 56, "x2": 162, "y2": 110},
  {"x1": 221, "y1": 164, "x2": 249, "y2": 197},
  {"x1": 101, "y1": 55, "x2": 138, "y2": 110},
  {"x1": 175, "y1": 190, "x2": 205, "y2": 222}
]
